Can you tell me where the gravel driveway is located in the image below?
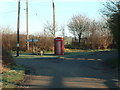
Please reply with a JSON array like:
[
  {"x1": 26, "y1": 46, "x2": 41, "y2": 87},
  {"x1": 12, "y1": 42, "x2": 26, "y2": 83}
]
[{"x1": 14, "y1": 51, "x2": 119, "y2": 88}]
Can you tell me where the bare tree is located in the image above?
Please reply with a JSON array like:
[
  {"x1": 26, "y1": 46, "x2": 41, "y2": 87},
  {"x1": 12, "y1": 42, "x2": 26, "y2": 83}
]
[
  {"x1": 68, "y1": 14, "x2": 90, "y2": 44},
  {"x1": 43, "y1": 21, "x2": 58, "y2": 37},
  {"x1": 88, "y1": 20, "x2": 98, "y2": 49},
  {"x1": 97, "y1": 20, "x2": 113, "y2": 49},
  {"x1": 87, "y1": 20, "x2": 113, "y2": 49},
  {"x1": 60, "y1": 24, "x2": 65, "y2": 38},
  {"x1": 31, "y1": 33, "x2": 54, "y2": 51},
  {"x1": 1, "y1": 26, "x2": 27, "y2": 51},
  {"x1": 2, "y1": 27, "x2": 16, "y2": 51}
]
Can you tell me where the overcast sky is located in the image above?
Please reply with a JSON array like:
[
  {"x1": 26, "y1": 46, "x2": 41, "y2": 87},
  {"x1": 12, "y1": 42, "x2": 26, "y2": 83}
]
[{"x1": 0, "y1": 0, "x2": 106, "y2": 36}]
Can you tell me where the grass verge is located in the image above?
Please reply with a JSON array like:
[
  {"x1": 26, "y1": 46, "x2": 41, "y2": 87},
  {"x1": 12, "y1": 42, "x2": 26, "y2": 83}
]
[
  {"x1": 1, "y1": 65, "x2": 25, "y2": 88},
  {"x1": 64, "y1": 48, "x2": 112, "y2": 52}
]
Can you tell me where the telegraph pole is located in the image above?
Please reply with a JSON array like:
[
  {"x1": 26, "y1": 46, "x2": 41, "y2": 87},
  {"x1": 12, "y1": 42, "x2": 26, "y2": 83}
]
[
  {"x1": 26, "y1": 0, "x2": 29, "y2": 51},
  {"x1": 52, "y1": 0, "x2": 56, "y2": 38},
  {"x1": 16, "y1": 0, "x2": 20, "y2": 56}
]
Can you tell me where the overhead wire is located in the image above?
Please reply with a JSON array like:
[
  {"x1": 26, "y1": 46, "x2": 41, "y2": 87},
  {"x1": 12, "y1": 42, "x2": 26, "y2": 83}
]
[
  {"x1": 29, "y1": 3, "x2": 38, "y2": 16},
  {"x1": 22, "y1": 2, "x2": 38, "y2": 16},
  {"x1": 0, "y1": 10, "x2": 17, "y2": 15}
]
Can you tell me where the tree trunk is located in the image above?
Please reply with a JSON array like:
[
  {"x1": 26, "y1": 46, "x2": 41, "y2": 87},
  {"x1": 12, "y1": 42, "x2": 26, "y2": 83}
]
[{"x1": 78, "y1": 33, "x2": 82, "y2": 44}]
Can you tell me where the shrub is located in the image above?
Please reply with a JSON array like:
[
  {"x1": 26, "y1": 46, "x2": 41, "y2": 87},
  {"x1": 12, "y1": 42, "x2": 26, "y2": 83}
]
[{"x1": 2, "y1": 47, "x2": 16, "y2": 66}]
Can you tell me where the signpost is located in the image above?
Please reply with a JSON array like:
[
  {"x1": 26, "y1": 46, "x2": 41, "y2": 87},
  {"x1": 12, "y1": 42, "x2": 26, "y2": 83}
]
[
  {"x1": 26, "y1": 39, "x2": 38, "y2": 42},
  {"x1": 26, "y1": 39, "x2": 38, "y2": 53}
]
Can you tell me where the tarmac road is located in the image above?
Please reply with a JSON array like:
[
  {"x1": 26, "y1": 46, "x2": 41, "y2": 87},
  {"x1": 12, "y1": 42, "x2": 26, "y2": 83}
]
[{"x1": 14, "y1": 51, "x2": 119, "y2": 88}]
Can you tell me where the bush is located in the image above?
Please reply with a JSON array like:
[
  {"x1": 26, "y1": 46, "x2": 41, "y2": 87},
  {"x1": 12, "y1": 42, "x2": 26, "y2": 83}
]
[{"x1": 2, "y1": 47, "x2": 16, "y2": 66}]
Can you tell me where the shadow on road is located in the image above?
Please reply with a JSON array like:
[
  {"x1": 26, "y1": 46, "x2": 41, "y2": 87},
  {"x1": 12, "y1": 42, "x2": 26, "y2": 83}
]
[{"x1": 14, "y1": 51, "x2": 119, "y2": 89}]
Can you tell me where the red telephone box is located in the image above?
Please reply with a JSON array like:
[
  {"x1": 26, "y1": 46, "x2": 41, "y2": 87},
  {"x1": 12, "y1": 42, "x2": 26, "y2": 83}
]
[{"x1": 54, "y1": 37, "x2": 64, "y2": 55}]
